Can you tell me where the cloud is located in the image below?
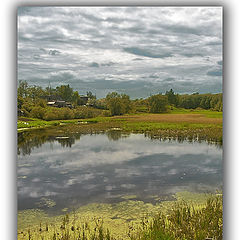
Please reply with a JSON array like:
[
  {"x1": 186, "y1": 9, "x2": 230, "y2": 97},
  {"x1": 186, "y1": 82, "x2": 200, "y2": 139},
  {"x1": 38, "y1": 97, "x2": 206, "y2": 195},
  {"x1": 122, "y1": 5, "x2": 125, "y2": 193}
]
[
  {"x1": 89, "y1": 62, "x2": 99, "y2": 68},
  {"x1": 207, "y1": 69, "x2": 222, "y2": 76},
  {"x1": 18, "y1": 133, "x2": 222, "y2": 207},
  {"x1": 48, "y1": 49, "x2": 61, "y2": 56},
  {"x1": 181, "y1": 53, "x2": 204, "y2": 58},
  {"x1": 17, "y1": 7, "x2": 223, "y2": 97},
  {"x1": 163, "y1": 77, "x2": 175, "y2": 82},
  {"x1": 123, "y1": 47, "x2": 173, "y2": 59}
]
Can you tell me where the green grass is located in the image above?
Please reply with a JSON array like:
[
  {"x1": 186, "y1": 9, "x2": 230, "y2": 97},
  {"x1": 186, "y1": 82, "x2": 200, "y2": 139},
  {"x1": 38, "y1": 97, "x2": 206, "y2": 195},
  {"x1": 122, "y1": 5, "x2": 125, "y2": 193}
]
[
  {"x1": 18, "y1": 110, "x2": 223, "y2": 145},
  {"x1": 131, "y1": 196, "x2": 222, "y2": 240},
  {"x1": 121, "y1": 121, "x2": 217, "y2": 132},
  {"x1": 170, "y1": 108, "x2": 222, "y2": 118},
  {"x1": 18, "y1": 109, "x2": 222, "y2": 129},
  {"x1": 17, "y1": 118, "x2": 60, "y2": 130}
]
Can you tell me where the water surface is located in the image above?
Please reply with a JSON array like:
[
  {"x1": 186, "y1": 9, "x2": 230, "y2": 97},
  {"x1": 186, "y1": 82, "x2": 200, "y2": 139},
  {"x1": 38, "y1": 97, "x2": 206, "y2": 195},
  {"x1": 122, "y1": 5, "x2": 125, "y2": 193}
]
[{"x1": 18, "y1": 131, "x2": 222, "y2": 214}]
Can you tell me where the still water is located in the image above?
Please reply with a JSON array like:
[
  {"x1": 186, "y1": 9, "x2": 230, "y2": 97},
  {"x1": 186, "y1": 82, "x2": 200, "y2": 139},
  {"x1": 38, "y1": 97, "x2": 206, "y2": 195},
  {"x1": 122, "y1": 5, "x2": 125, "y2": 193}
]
[{"x1": 17, "y1": 131, "x2": 222, "y2": 214}]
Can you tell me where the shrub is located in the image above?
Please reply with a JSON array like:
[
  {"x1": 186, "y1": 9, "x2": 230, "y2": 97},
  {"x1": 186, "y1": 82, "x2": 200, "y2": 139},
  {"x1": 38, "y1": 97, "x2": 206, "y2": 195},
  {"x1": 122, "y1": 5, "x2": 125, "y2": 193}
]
[
  {"x1": 74, "y1": 106, "x2": 103, "y2": 119},
  {"x1": 148, "y1": 94, "x2": 168, "y2": 113},
  {"x1": 61, "y1": 108, "x2": 74, "y2": 120},
  {"x1": 30, "y1": 106, "x2": 45, "y2": 119},
  {"x1": 106, "y1": 92, "x2": 133, "y2": 116}
]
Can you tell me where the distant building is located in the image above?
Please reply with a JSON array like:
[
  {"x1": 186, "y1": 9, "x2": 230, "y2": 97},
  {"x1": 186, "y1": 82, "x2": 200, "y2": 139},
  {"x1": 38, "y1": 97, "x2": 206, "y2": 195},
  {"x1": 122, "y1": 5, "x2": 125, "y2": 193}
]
[
  {"x1": 47, "y1": 100, "x2": 72, "y2": 108},
  {"x1": 79, "y1": 95, "x2": 89, "y2": 105}
]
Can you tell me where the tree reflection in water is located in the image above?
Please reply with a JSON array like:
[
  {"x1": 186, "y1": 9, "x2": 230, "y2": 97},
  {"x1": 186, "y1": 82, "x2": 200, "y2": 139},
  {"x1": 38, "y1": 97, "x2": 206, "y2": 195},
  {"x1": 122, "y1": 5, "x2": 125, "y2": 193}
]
[{"x1": 18, "y1": 128, "x2": 221, "y2": 156}]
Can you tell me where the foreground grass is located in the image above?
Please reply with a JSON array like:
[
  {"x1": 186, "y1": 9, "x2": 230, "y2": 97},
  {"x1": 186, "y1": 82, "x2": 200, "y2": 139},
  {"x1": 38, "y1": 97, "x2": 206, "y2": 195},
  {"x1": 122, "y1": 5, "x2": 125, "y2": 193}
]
[
  {"x1": 131, "y1": 196, "x2": 222, "y2": 240},
  {"x1": 18, "y1": 193, "x2": 222, "y2": 240}
]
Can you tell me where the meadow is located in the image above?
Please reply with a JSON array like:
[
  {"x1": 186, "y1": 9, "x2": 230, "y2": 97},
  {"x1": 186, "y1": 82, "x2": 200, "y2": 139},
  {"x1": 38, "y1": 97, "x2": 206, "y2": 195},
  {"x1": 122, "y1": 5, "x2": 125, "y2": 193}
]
[{"x1": 18, "y1": 109, "x2": 222, "y2": 144}]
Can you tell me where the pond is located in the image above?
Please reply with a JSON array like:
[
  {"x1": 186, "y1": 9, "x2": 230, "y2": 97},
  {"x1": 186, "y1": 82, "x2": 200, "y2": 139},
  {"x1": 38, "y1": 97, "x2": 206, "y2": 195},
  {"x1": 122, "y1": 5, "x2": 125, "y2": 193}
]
[{"x1": 17, "y1": 130, "x2": 222, "y2": 215}]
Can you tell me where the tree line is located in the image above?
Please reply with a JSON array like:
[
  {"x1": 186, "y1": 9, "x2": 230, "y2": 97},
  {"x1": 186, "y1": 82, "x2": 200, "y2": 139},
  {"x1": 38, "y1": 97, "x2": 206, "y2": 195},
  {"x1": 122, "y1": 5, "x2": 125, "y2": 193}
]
[{"x1": 17, "y1": 81, "x2": 222, "y2": 120}]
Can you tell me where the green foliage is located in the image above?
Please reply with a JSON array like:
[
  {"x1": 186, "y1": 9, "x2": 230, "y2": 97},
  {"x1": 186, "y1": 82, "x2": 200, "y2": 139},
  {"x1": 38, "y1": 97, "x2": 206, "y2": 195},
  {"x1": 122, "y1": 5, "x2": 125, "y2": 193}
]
[
  {"x1": 165, "y1": 89, "x2": 179, "y2": 106},
  {"x1": 55, "y1": 84, "x2": 74, "y2": 102},
  {"x1": 87, "y1": 98, "x2": 108, "y2": 110},
  {"x1": 106, "y1": 92, "x2": 133, "y2": 116},
  {"x1": 131, "y1": 196, "x2": 222, "y2": 240},
  {"x1": 178, "y1": 93, "x2": 222, "y2": 111},
  {"x1": 29, "y1": 106, "x2": 46, "y2": 119},
  {"x1": 26, "y1": 106, "x2": 108, "y2": 121},
  {"x1": 148, "y1": 94, "x2": 168, "y2": 113},
  {"x1": 17, "y1": 80, "x2": 29, "y2": 98},
  {"x1": 133, "y1": 98, "x2": 149, "y2": 113},
  {"x1": 17, "y1": 96, "x2": 24, "y2": 109},
  {"x1": 73, "y1": 106, "x2": 106, "y2": 119},
  {"x1": 72, "y1": 91, "x2": 80, "y2": 106},
  {"x1": 87, "y1": 91, "x2": 96, "y2": 99}
]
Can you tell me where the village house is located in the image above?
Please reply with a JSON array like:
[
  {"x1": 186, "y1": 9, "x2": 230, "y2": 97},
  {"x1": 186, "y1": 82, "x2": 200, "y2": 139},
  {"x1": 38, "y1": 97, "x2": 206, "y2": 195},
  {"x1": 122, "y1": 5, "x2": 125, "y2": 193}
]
[{"x1": 47, "y1": 100, "x2": 73, "y2": 108}]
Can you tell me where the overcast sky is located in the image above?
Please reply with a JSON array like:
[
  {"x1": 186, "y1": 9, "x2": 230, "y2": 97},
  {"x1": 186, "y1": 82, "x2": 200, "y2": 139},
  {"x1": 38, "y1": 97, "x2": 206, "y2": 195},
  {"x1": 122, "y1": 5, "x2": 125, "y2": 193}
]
[{"x1": 17, "y1": 7, "x2": 222, "y2": 98}]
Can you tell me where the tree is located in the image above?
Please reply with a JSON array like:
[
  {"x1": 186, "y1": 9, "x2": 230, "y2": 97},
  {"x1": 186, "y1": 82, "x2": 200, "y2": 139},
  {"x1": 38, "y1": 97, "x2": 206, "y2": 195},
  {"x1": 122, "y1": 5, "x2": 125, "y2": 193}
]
[
  {"x1": 165, "y1": 89, "x2": 178, "y2": 106},
  {"x1": 27, "y1": 85, "x2": 45, "y2": 102},
  {"x1": 17, "y1": 96, "x2": 24, "y2": 109},
  {"x1": 148, "y1": 94, "x2": 168, "y2": 113},
  {"x1": 86, "y1": 91, "x2": 96, "y2": 99},
  {"x1": 106, "y1": 92, "x2": 132, "y2": 116},
  {"x1": 106, "y1": 92, "x2": 124, "y2": 115},
  {"x1": 17, "y1": 80, "x2": 29, "y2": 98},
  {"x1": 55, "y1": 84, "x2": 73, "y2": 102},
  {"x1": 120, "y1": 93, "x2": 132, "y2": 114},
  {"x1": 72, "y1": 91, "x2": 80, "y2": 106}
]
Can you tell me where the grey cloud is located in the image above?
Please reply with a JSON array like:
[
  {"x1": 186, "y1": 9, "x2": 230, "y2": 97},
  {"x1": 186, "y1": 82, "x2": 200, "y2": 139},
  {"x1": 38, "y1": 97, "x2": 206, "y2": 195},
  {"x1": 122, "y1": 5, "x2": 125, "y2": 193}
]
[
  {"x1": 163, "y1": 77, "x2": 175, "y2": 82},
  {"x1": 18, "y1": 7, "x2": 222, "y2": 98},
  {"x1": 89, "y1": 62, "x2": 100, "y2": 68},
  {"x1": 39, "y1": 48, "x2": 47, "y2": 52},
  {"x1": 217, "y1": 60, "x2": 222, "y2": 65},
  {"x1": 49, "y1": 50, "x2": 61, "y2": 56},
  {"x1": 132, "y1": 58, "x2": 143, "y2": 61},
  {"x1": 101, "y1": 62, "x2": 115, "y2": 67},
  {"x1": 161, "y1": 24, "x2": 204, "y2": 36},
  {"x1": 206, "y1": 40, "x2": 222, "y2": 46},
  {"x1": 207, "y1": 69, "x2": 222, "y2": 76},
  {"x1": 79, "y1": 12, "x2": 102, "y2": 23},
  {"x1": 181, "y1": 53, "x2": 204, "y2": 58},
  {"x1": 123, "y1": 47, "x2": 173, "y2": 59},
  {"x1": 149, "y1": 75, "x2": 158, "y2": 79}
]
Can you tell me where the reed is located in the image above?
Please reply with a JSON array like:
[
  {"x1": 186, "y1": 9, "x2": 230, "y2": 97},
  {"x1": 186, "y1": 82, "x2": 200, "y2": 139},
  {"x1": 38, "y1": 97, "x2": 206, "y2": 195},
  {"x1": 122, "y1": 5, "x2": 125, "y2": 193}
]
[{"x1": 18, "y1": 195, "x2": 222, "y2": 240}]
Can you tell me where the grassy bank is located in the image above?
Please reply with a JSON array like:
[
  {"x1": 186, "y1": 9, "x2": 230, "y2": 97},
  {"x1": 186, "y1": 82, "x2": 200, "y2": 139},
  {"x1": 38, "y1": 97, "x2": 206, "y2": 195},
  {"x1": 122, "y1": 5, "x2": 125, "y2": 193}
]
[
  {"x1": 18, "y1": 192, "x2": 222, "y2": 240},
  {"x1": 18, "y1": 110, "x2": 222, "y2": 143}
]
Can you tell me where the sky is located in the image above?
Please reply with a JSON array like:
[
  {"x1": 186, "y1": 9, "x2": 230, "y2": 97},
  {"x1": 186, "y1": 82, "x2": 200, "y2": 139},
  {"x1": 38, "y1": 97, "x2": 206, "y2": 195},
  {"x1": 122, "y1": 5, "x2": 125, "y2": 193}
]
[{"x1": 17, "y1": 6, "x2": 223, "y2": 99}]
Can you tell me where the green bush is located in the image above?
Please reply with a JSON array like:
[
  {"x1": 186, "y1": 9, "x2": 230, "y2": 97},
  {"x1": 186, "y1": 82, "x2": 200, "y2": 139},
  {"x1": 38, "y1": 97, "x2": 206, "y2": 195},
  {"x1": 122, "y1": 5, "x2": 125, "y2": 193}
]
[
  {"x1": 106, "y1": 92, "x2": 133, "y2": 116},
  {"x1": 148, "y1": 94, "x2": 168, "y2": 113},
  {"x1": 30, "y1": 106, "x2": 45, "y2": 119},
  {"x1": 61, "y1": 108, "x2": 74, "y2": 120},
  {"x1": 74, "y1": 106, "x2": 104, "y2": 119}
]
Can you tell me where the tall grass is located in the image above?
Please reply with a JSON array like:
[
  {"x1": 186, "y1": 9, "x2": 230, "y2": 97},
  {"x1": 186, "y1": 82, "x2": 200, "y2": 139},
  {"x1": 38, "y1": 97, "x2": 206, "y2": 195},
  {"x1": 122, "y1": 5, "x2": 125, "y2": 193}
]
[
  {"x1": 131, "y1": 196, "x2": 222, "y2": 240},
  {"x1": 18, "y1": 196, "x2": 222, "y2": 240}
]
